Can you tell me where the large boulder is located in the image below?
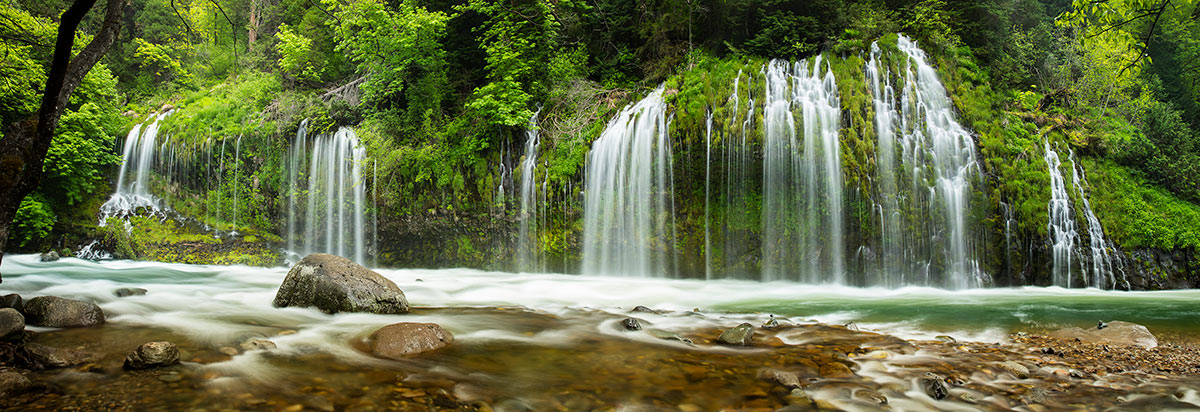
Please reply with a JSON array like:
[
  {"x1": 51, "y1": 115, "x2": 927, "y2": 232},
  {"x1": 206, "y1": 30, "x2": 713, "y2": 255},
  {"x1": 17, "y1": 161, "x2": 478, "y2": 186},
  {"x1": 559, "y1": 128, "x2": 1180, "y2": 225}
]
[
  {"x1": 368, "y1": 322, "x2": 453, "y2": 359},
  {"x1": 22, "y1": 296, "x2": 105, "y2": 327},
  {"x1": 273, "y1": 254, "x2": 408, "y2": 314},
  {"x1": 1048, "y1": 321, "x2": 1158, "y2": 349},
  {"x1": 124, "y1": 341, "x2": 181, "y2": 369},
  {"x1": 0, "y1": 308, "x2": 24, "y2": 340}
]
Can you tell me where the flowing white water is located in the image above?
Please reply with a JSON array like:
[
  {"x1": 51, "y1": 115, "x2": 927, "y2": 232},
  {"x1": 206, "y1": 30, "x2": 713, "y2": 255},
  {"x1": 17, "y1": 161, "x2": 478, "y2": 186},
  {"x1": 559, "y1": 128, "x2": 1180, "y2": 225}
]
[
  {"x1": 868, "y1": 42, "x2": 905, "y2": 286},
  {"x1": 868, "y1": 36, "x2": 979, "y2": 290},
  {"x1": 1069, "y1": 152, "x2": 1123, "y2": 288},
  {"x1": 99, "y1": 111, "x2": 172, "y2": 222},
  {"x1": 285, "y1": 126, "x2": 369, "y2": 264},
  {"x1": 581, "y1": 87, "x2": 675, "y2": 277},
  {"x1": 1044, "y1": 141, "x2": 1078, "y2": 287},
  {"x1": 760, "y1": 57, "x2": 844, "y2": 283},
  {"x1": 704, "y1": 109, "x2": 713, "y2": 280},
  {"x1": 516, "y1": 111, "x2": 541, "y2": 272}
]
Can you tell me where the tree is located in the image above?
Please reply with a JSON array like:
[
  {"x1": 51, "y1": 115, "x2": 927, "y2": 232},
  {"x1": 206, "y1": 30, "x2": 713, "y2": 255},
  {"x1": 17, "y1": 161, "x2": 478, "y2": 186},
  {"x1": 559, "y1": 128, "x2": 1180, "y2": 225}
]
[{"x1": 0, "y1": 0, "x2": 124, "y2": 283}]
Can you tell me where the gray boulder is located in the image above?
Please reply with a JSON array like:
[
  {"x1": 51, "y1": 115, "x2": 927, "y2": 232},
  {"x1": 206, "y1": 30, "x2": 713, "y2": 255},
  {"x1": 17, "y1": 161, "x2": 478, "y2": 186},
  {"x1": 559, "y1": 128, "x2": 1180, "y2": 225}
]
[
  {"x1": 0, "y1": 308, "x2": 24, "y2": 340},
  {"x1": 1048, "y1": 321, "x2": 1158, "y2": 349},
  {"x1": 273, "y1": 253, "x2": 408, "y2": 314},
  {"x1": 923, "y1": 373, "x2": 948, "y2": 400},
  {"x1": 717, "y1": 323, "x2": 756, "y2": 346},
  {"x1": 124, "y1": 341, "x2": 181, "y2": 369},
  {"x1": 39, "y1": 250, "x2": 60, "y2": 262},
  {"x1": 369, "y1": 322, "x2": 453, "y2": 359},
  {"x1": 23, "y1": 296, "x2": 105, "y2": 327},
  {"x1": 0, "y1": 294, "x2": 21, "y2": 314}
]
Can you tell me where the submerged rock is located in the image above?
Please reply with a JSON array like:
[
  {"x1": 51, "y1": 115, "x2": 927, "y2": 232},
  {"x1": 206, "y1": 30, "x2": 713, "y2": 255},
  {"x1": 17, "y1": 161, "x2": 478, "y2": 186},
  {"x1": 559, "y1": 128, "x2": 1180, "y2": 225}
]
[
  {"x1": 368, "y1": 322, "x2": 453, "y2": 359},
  {"x1": 124, "y1": 341, "x2": 181, "y2": 369},
  {"x1": 1048, "y1": 321, "x2": 1158, "y2": 349},
  {"x1": 25, "y1": 343, "x2": 93, "y2": 368},
  {"x1": 240, "y1": 339, "x2": 277, "y2": 351},
  {"x1": 0, "y1": 308, "x2": 23, "y2": 340},
  {"x1": 645, "y1": 328, "x2": 693, "y2": 344},
  {"x1": 757, "y1": 368, "x2": 801, "y2": 388},
  {"x1": 0, "y1": 294, "x2": 22, "y2": 314},
  {"x1": 717, "y1": 323, "x2": 755, "y2": 346},
  {"x1": 22, "y1": 296, "x2": 105, "y2": 327},
  {"x1": 922, "y1": 373, "x2": 948, "y2": 400},
  {"x1": 114, "y1": 288, "x2": 148, "y2": 297},
  {"x1": 621, "y1": 317, "x2": 642, "y2": 331},
  {"x1": 0, "y1": 371, "x2": 32, "y2": 397},
  {"x1": 273, "y1": 253, "x2": 409, "y2": 314},
  {"x1": 39, "y1": 251, "x2": 59, "y2": 262},
  {"x1": 630, "y1": 305, "x2": 657, "y2": 313}
]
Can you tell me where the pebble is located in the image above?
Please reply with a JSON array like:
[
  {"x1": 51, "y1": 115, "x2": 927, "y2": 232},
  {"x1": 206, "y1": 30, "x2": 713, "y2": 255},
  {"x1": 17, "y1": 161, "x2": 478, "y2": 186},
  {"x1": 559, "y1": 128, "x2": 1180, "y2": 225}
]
[{"x1": 158, "y1": 373, "x2": 183, "y2": 383}]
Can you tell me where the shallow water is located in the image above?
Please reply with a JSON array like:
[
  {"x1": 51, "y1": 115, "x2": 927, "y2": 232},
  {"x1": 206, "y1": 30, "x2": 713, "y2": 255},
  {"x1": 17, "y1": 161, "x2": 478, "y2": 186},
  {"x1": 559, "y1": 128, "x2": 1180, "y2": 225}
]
[{"x1": 3, "y1": 255, "x2": 1200, "y2": 411}]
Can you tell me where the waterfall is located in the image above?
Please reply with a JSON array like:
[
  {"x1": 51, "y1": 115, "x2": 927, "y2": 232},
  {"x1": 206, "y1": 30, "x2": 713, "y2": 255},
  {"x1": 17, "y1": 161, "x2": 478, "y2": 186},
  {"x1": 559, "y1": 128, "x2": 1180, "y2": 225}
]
[
  {"x1": 760, "y1": 57, "x2": 844, "y2": 283},
  {"x1": 864, "y1": 35, "x2": 985, "y2": 289},
  {"x1": 1044, "y1": 141, "x2": 1078, "y2": 287},
  {"x1": 100, "y1": 111, "x2": 172, "y2": 222},
  {"x1": 704, "y1": 109, "x2": 713, "y2": 280},
  {"x1": 1069, "y1": 152, "x2": 1123, "y2": 288},
  {"x1": 581, "y1": 87, "x2": 675, "y2": 277},
  {"x1": 285, "y1": 126, "x2": 369, "y2": 264},
  {"x1": 868, "y1": 43, "x2": 904, "y2": 286},
  {"x1": 232, "y1": 135, "x2": 242, "y2": 234},
  {"x1": 723, "y1": 71, "x2": 756, "y2": 278},
  {"x1": 516, "y1": 111, "x2": 541, "y2": 272}
]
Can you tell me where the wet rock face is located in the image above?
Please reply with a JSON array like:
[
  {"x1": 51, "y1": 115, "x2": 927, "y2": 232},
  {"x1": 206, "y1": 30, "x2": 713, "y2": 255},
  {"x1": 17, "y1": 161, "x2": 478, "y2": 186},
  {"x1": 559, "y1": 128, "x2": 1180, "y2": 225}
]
[
  {"x1": 273, "y1": 253, "x2": 409, "y2": 314},
  {"x1": 368, "y1": 322, "x2": 453, "y2": 359},
  {"x1": 717, "y1": 323, "x2": 756, "y2": 346},
  {"x1": 922, "y1": 373, "x2": 948, "y2": 400},
  {"x1": 22, "y1": 296, "x2": 105, "y2": 327},
  {"x1": 124, "y1": 341, "x2": 181, "y2": 369},
  {"x1": 0, "y1": 308, "x2": 23, "y2": 340},
  {"x1": 621, "y1": 317, "x2": 642, "y2": 331},
  {"x1": 1049, "y1": 321, "x2": 1158, "y2": 349}
]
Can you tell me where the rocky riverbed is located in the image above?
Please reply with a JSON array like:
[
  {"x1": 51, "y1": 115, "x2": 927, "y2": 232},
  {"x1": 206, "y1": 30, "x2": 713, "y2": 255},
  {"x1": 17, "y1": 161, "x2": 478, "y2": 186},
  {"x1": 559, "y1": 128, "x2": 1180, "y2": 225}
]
[
  {"x1": 3, "y1": 307, "x2": 1200, "y2": 411},
  {"x1": 3, "y1": 254, "x2": 1200, "y2": 411}
]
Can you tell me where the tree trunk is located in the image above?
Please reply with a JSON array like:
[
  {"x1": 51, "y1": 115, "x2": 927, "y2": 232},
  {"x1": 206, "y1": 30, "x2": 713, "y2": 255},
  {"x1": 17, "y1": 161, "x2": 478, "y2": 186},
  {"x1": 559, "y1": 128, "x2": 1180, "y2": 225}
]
[{"x1": 0, "y1": 0, "x2": 124, "y2": 283}]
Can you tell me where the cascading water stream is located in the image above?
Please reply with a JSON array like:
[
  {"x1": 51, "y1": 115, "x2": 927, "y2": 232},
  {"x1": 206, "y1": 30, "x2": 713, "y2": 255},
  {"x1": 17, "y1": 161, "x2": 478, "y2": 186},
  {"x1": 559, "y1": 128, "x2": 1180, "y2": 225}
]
[
  {"x1": 516, "y1": 111, "x2": 541, "y2": 272},
  {"x1": 285, "y1": 126, "x2": 370, "y2": 264},
  {"x1": 1044, "y1": 141, "x2": 1078, "y2": 287},
  {"x1": 581, "y1": 87, "x2": 675, "y2": 277},
  {"x1": 870, "y1": 35, "x2": 985, "y2": 289},
  {"x1": 1069, "y1": 151, "x2": 1123, "y2": 288},
  {"x1": 760, "y1": 58, "x2": 844, "y2": 283},
  {"x1": 99, "y1": 111, "x2": 172, "y2": 222}
]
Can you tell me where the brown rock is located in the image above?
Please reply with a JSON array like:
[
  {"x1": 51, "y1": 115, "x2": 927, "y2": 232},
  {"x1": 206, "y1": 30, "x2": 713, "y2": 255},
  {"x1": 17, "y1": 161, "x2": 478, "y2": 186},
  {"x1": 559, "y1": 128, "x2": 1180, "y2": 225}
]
[
  {"x1": 0, "y1": 308, "x2": 23, "y2": 340},
  {"x1": 0, "y1": 371, "x2": 32, "y2": 396},
  {"x1": 124, "y1": 341, "x2": 181, "y2": 369},
  {"x1": 369, "y1": 322, "x2": 453, "y2": 359},
  {"x1": 818, "y1": 361, "x2": 855, "y2": 379},
  {"x1": 25, "y1": 343, "x2": 93, "y2": 368}
]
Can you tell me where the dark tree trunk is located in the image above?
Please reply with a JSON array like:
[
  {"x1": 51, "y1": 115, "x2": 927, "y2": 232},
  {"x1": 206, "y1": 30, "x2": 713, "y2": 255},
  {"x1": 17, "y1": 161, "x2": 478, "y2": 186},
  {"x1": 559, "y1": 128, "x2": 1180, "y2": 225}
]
[{"x1": 0, "y1": 0, "x2": 124, "y2": 283}]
